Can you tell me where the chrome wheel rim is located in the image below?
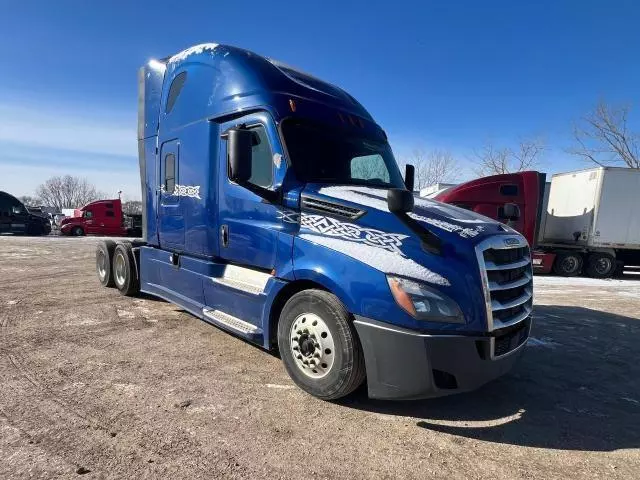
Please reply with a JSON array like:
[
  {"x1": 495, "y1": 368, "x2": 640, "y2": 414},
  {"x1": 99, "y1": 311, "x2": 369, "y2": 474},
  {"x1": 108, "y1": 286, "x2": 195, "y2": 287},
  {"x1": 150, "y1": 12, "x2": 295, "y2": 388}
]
[
  {"x1": 561, "y1": 256, "x2": 579, "y2": 274},
  {"x1": 595, "y1": 257, "x2": 612, "y2": 275},
  {"x1": 289, "y1": 313, "x2": 335, "y2": 379},
  {"x1": 97, "y1": 251, "x2": 107, "y2": 280},
  {"x1": 114, "y1": 253, "x2": 126, "y2": 287}
]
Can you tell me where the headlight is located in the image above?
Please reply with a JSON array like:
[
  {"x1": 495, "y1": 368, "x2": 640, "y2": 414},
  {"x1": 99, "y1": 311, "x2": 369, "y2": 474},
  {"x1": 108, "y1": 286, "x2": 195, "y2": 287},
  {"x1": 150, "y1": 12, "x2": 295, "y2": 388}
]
[{"x1": 387, "y1": 276, "x2": 465, "y2": 323}]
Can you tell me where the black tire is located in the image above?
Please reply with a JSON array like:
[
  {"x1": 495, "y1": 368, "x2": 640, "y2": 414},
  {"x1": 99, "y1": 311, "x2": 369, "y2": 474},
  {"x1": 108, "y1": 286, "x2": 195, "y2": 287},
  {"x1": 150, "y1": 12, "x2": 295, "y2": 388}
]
[
  {"x1": 553, "y1": 252, "x2": 583, "y2": 277},
  {"x1": 585, "y1": 252, "x2": 616, "y2": 278},
  {"x1": 112, "y1": 243, "x2": 140, "y2": 296},
  {"x1": 71, "y1": 226, "x2": 84, "y2": 236},
  {"x1": 277, "y1": 290, "x2": 366, "y2": 400},
  {"x1": 96, "y1": 240, "x2": 116, "y2": 287}
]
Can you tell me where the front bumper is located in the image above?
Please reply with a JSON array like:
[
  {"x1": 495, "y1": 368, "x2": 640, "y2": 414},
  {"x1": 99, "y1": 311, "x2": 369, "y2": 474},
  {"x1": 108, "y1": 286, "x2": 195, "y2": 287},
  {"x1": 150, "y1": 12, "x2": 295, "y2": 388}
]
[{"x1": 354, "y1": 316, "x2": 530, "y2": 400}]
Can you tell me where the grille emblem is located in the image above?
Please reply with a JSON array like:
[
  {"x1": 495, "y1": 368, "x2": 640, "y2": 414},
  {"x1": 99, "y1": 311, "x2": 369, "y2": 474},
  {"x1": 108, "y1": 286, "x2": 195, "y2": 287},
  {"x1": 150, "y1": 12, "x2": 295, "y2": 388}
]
[{"x1": 504, "y1": 237, "x2": 521, "y2": 246}]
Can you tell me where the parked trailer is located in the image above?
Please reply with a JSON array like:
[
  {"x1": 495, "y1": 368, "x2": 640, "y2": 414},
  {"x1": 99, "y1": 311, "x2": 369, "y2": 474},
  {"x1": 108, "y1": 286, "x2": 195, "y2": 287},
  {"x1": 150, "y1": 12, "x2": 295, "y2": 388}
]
[
  {"x1": 96, "y1": 43, "x2": 532, "y2": 400},
  {"x1": 533, "y1": 167, "x2": 640, "y2": 277}
]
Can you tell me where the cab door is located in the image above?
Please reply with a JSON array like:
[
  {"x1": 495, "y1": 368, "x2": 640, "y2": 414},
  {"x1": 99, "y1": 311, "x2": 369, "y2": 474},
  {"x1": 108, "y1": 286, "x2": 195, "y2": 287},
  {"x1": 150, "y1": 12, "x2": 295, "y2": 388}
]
[
  {"x1": 218, "y1": 113, "x2": 281, "y2": 270},
  {"x1": 83, "y1": 209, "x2": 98, "y2": 234},
  {"x1": 157, "y1": 139, "x2": 185, "y2": 250}
]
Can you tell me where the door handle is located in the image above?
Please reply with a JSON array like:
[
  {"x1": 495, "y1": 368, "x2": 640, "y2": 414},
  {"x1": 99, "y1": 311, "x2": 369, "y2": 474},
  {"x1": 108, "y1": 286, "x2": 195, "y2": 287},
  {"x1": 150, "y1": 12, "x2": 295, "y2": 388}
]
[{"x1": 221, "y1": 225, "x2": 229, "y2": 247}]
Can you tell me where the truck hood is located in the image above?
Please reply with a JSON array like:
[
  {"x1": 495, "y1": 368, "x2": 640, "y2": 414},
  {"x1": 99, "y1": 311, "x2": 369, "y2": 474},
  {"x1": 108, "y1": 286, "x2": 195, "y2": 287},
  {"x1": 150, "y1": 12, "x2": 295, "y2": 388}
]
[
  {"x1": 60, "y1": 217, "x2": 82, "y2": 226},
  {"x1": 302, "y1": 184, "x2": 512, "y2": 245},
  {"x1": 296, "y1": 184, "x2": 524, "y2": 332}
]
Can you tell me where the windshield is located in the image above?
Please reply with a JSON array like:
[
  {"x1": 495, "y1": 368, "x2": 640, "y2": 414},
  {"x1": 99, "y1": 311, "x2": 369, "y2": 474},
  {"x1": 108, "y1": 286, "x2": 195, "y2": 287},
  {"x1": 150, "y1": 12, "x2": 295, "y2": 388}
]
[{"x1": 282, "y1": 119, "x2": 405, "y2": 188}]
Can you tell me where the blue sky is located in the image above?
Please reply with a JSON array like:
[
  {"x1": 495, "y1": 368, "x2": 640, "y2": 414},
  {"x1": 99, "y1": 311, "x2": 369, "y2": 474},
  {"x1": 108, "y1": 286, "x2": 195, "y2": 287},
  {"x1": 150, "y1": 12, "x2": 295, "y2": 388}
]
[{"x1": 1, "y1": 0, "x2": 639, "y2": 199}]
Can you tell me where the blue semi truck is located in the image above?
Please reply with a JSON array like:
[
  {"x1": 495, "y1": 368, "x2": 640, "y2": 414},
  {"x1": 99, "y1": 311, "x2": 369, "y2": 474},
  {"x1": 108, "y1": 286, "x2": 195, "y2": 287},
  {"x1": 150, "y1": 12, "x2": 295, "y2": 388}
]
[{"x1": 96, "y1": 43, "x2": 533, "y2": 400}]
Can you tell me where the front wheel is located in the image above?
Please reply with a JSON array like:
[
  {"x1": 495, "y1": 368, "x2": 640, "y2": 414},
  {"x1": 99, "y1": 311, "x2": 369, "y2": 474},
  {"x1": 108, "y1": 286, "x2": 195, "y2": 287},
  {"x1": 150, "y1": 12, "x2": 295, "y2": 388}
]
[
  {"x1": 71, "y1": 226, "x2": 84, "y2": 236},
  {"x1": 277, "y1": 290, "x2": 366, "y2": 400}
]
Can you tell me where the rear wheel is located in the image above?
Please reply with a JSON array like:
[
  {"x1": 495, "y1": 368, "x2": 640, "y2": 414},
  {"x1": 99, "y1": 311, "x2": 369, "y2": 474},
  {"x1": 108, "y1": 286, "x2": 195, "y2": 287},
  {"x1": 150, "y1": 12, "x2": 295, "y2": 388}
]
[
  {"x1": 553, "y1": 252, "x2": 583, "y2": 277},
  {"x1": 96, "y1": 240, "x2": 116, "y2": 287},
  {"x1": 112, "y1": 243, "x2": 140, "y2": 296},
  {"x1": 277, "y1": 290, "x2": 365, "y2": 400},
  {"x1": 586, "y1": 252, "x2": 615, "y2": 278}
]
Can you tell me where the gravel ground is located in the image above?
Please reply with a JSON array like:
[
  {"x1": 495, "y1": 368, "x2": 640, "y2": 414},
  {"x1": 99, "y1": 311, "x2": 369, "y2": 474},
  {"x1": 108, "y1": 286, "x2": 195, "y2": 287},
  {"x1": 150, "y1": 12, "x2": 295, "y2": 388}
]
[{"x1": 1, "y1": 235, "x2": 639, "y2": 479}]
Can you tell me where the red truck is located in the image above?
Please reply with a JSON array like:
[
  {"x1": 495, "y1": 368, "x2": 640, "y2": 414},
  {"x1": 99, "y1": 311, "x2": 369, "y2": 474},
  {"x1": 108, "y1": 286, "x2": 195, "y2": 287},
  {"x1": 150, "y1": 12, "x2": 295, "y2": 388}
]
[
  {"x1": 429, "y1": 171, "x2": 556, "y2": 274},
  {"x1": 60, "y1": 199, "x2": 142, "y2": 237}
]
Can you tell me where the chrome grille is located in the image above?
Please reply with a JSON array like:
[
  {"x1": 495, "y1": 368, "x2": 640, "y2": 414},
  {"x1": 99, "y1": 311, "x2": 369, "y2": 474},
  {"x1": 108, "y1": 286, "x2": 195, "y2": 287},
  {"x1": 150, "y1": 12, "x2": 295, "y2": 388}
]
[{"x1": 476, "y1": 236, "x2": 533, "y2": 335}]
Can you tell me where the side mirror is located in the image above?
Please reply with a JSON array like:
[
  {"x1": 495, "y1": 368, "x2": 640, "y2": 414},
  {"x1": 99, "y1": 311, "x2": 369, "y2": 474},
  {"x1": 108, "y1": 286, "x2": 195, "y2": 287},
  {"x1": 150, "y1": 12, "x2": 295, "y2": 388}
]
[
  {"x1": 500, "y1": 203, "x2": 521, "y2": 221},
  {"x1": 404, "y1": 164, "x2": 415, "y2": 192},
  {"x1": 227, "y1": 128, "x2": 253, "y2": 183},
  {"x1": 387, "y1": 188, "x2": 414, "y2": 214}
]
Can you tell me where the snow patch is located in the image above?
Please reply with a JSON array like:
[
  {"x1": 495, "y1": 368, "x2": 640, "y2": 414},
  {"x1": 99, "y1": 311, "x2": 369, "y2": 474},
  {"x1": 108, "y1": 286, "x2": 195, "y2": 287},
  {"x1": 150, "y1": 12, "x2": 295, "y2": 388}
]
[
  {"x1": 116, "y1": 309, "x2": 135, "y2": 319},
  {"x1": 318, "y1": 186, "x2": 389, "y2": 211},
  {"x1": 299, "y1": 233, "x2": 450, "y2": 286},
  {"x1": 169, "y1": 43, "x2": 219, "y2": 64},
  {"x1": 534, "y1": 276, "x2": 640, "y2": 288},
  {"x1": 408, "y1": 212, "x2": 485, "y2": 238},
  {"x1": 318, "y1": 186, "x2": 495, "y2": 227},
  {"x1": 6, "y1": 300, "x2": 17, "y2": 305},
  {"x1": 265, "y1": 384, "x2": 295, "y2": 390}
]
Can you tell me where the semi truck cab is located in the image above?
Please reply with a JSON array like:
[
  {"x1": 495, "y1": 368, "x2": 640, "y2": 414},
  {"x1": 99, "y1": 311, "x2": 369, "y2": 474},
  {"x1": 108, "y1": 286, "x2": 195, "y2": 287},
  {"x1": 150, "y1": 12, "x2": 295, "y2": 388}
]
[
  {"x1": 96, "y1": 44, "x2": 533, "y2": 400},
  {"x1": 0, "y1": 191, "x2": 51, "y2": 236},
  {"x1": 61, "y1": 198, "x2": 141, "y2": 237}
]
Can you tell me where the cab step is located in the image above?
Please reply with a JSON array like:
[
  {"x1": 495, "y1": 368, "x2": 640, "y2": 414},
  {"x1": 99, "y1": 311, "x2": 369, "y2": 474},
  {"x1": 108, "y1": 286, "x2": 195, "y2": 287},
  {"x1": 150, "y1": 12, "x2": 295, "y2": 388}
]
[{"x1": 202, "y1": 308, "x2": 262, "y2": 336}]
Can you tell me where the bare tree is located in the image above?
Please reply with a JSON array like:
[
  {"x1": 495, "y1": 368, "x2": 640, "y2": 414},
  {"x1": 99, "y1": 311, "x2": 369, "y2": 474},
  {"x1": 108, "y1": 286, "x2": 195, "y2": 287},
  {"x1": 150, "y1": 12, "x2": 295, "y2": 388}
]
[
  {"x1": 398, "y1": 149, "x2": 459, "y2": 190},
  {"x1": 473, "y1": 139, "x2": 545, "y2": 176},
  {"x1": 571, "y1": 101, "x2": 639, "y2": 168},
  {"x1": 36, "y1": 175, "x2": 103, "y2": 211},
  {"x1": 122, "y1": 200, "x2": 143, "y2": 215},
  {"x1": 18, "y1": 195, "x2": 41, "y2": 207}
]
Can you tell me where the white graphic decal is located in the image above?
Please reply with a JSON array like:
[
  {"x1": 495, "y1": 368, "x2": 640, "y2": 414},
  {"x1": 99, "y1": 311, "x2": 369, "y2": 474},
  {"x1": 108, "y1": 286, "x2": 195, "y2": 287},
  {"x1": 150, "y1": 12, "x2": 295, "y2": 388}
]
[
  {"x1": 408, "y1": 212, "x2": 484, "y2": 238},
  {"x1": 300, "y1": 214, "x2": 408, "y2": 256},
  {"x1": 161, "y1": 184, "x2": 202, "y2": 199},
  {"x1": 278, "y1": 210, "x2": 300, "y2": 224},
  {"x1": 273, "y1": 153, "x2": 282, "y2": 168}
]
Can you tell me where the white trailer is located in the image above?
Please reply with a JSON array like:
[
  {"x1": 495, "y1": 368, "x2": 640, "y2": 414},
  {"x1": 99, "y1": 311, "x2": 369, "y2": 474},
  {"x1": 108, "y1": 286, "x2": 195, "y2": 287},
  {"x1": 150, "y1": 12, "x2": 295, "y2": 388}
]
[{"x1": 535, "y1": 167, "x2": 640, "y2": 277}]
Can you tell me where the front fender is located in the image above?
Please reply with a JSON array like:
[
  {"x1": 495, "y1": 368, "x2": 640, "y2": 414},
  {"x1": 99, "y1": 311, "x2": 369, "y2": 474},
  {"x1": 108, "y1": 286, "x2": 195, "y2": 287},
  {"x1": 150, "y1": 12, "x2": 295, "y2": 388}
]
[{"x1": 292, "y1": 236, "x2": 406, "y2": 323}]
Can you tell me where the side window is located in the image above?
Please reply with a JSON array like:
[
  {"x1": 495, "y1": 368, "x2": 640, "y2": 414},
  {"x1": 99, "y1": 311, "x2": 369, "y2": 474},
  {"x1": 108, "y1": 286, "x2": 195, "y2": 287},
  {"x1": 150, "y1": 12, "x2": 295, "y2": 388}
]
[
  {"x1": 350, "y1": 154, "x2": 390, "y2": 183},
  {"x1": 166, "y1": 72, "x2": 187, "y2": 114},
  {"x1": 83, "y1": 211, "x2": 93, "y2": 219},
  {"x1": 248, "y1": 126, "x2": 273, "y2": 188},
  {"x1": 164, "y1": 153, "x2": 176, "y2": 193},
  {"x1": 11, "y1": 205, "x2": 23, "y2": 215},
  {"x1": 500, "y1": 184, "x2": 518, "y2": 196},
  {"x1": 105, "y1": 203, "x2": 114, "y2": 208},
  {"x1": 105, "y1": 211, "x2": 115, "y2": 217}
]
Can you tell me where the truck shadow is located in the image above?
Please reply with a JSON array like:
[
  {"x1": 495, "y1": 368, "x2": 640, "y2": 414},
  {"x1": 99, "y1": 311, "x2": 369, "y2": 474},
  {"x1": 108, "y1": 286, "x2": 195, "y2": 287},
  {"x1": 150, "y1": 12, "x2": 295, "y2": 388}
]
[{"x1": 341, "y1": 305, "x2": 640, "y2": 452}]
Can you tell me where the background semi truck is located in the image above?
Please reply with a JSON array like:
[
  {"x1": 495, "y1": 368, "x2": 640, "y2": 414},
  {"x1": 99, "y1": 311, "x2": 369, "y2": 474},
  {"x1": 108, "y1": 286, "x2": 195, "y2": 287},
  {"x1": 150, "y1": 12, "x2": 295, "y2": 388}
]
[
  {"x1": 0, "y1": 191, "x2": 52, "y2": 236},
  {"x1": 60, "y1": 198, "x2": 142, "y2": 237},
  {"x1": 429, "y1": 167, "x2": 640, "y2": 278},
  {"x1": 95, "y1": 43, "x2": 533, "y2": 400}
]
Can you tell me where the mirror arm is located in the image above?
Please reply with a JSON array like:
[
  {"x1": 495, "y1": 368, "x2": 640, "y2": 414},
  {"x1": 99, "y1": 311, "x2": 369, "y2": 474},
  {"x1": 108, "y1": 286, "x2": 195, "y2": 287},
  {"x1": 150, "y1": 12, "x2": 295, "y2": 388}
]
[{"x1": 239, "y1": 181, "x2": 280, "y2": 203}]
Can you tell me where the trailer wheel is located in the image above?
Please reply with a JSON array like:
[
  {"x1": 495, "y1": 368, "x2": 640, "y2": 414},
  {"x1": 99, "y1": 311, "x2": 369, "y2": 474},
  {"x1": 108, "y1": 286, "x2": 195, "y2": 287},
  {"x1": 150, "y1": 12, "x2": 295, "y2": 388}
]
[
  {"x1": 277, "y1": 290, "x2": 365, "y2": 400},
  {"x1": 96, "y1": 240, "x2": 116, "y2": 287},
  {"x1": 586, "y1": 253, "x2": 615, "y2": 278},
  {"x1": 112, "y1": 243, "x2": 140, "y2": 296},
  {"x1": 553, "y1": 252, "x2": 583, "y2": 276},
  {"x1": 71, "y1": 226, "x2": 84, "y2": 236}
]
